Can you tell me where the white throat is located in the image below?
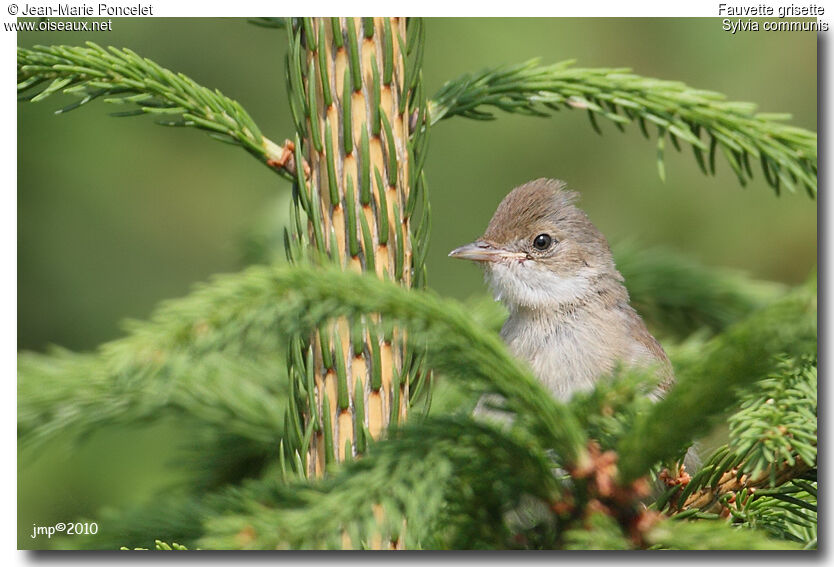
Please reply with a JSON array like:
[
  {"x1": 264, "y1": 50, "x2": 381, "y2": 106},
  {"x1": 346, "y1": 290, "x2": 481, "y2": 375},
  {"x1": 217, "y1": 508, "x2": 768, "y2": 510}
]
[{"x1": 485, "y1": 259, "x2": 595, "y2": 312}]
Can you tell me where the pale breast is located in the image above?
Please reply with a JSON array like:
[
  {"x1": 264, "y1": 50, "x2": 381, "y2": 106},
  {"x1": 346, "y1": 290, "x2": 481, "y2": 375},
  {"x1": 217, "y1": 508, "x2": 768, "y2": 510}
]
[{"x1": 501, "y1": 303, "x2": 670, "y2": 402}]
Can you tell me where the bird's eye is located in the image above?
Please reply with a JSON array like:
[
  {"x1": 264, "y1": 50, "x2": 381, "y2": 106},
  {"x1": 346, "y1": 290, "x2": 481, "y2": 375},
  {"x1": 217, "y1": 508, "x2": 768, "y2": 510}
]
[{"x1": 532, "y1": 233, "x2": 553, "y2": 250}]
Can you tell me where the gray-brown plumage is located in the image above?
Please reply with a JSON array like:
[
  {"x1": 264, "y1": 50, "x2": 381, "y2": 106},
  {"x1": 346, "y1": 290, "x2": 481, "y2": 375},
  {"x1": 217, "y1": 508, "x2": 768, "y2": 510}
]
[{"x1": 449, "y1": 178, "x2": 674, "y2": 402}]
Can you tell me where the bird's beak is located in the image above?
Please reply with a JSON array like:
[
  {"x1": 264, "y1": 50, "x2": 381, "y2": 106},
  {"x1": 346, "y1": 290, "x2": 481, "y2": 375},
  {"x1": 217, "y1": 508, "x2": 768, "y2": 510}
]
[{"x1": 448, "y1": 240, "x2": 519, "y2": 263}]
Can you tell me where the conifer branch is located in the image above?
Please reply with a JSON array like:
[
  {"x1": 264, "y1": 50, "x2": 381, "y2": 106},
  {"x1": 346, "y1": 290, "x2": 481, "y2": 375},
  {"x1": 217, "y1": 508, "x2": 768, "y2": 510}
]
[
  {"x1": 121, "y1": 540, "x2": 189, "y2": 551},
  {"x1": 614, "y1": 243, "x2": 786, "y2": 338},
  {"x1": 669, "y1": 356, "x2": 817, "y2": 524},
  {"x1": 18, "y1": 348, "x2": 288, "y2": 449},
  {"x1": 561, "y1": 512, "x2": 632, "y2": 550},
  {"x1": 617, "y1": 280, "x2": 816, "y2": 482},
  {"x1": 429, "y1": 60, "x2": 817, "y2": 196},
  {"x1": 99, "y1": 487, "x2": 249, "y2": 550},
  {"x1": 680, "y1": 460, "x2": 813, "y2": 513},
  {"x1": 17, "y1": 43, "x2": 305, "y2": 180},
  {"x1": 18, "y1": 264, "x2": 587, "y2": 464},
  {"x1": 645, "y1": 518, "x2": 799, "y2": 550},
  {"x1": 200, "y1": 418, "x2": 560, "y2": 549},
  {"x1": 17, "y1": 263, "x2": 814, "y2": 550},
  {"x1": 728, "y1": 479, "x2": 816, "y2": 547},
  {"x1": 725, "y1": 356, "x2": 816, "y2": 482},
  {"x1": 18, "y1": 265, "x2": 297, "y2": 449}
]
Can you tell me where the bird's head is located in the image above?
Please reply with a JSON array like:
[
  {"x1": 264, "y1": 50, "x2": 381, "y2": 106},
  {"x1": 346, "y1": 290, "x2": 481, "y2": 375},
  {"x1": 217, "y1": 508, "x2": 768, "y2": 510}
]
[{"x1": 449, "y1": 178, "x2": 621, "y2": 312}]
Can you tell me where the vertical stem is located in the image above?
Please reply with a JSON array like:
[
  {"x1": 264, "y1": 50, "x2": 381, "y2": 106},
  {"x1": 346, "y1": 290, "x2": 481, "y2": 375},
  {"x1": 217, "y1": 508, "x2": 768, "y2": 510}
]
[{"x1": 284, "y1": 19, "x2": 429, "y2": 543}]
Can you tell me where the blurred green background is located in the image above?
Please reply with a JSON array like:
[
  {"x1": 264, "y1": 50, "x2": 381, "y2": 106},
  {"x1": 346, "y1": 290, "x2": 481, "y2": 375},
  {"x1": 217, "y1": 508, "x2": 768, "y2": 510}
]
[{"x1": 18, "y1": 18, "x2": 816, "y2": 548}]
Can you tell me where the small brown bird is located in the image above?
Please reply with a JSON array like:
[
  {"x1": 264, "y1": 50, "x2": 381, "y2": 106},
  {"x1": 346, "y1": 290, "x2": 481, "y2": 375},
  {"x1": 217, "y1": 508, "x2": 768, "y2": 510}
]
[{"x1": 449, "y1": 178, "x2": 674, "y2": 402}]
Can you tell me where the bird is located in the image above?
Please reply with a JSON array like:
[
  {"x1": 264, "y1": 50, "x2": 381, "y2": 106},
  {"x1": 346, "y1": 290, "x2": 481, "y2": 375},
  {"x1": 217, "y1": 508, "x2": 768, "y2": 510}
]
[{"x1": 448, "y1": 178, "x2": 674, "y2": 404}]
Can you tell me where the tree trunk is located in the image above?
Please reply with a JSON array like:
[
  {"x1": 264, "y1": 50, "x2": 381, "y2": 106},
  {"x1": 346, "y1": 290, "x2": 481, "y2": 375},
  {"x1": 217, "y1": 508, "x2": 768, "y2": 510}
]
[{"x1": 283, "y1": 17, "x2": 428, "y2": 495}]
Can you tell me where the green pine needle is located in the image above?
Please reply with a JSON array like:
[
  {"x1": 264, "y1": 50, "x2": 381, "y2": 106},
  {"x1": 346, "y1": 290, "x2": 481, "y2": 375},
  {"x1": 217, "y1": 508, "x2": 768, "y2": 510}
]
[
  {"x1": 17, "y1": 43, "x2": 290, "y2": 179},
  {"x1": 729, "y1": 356, "x2": 817, "y2": 481},
  {"x1": 617, "y1": 279, "x2": 816, "y2": 481},
  {"x1": 647, "y1": 518, "x2": 800, "y2": 550},
  {"x1": 199, "y1": 417, "x2": 560, "y2": 549},
  {"x1": 429, "y1": 59, "x2": 817, "y2": 197},
  {"x1": 18, "y1": 263, "x2": 587, "y2": 465}
]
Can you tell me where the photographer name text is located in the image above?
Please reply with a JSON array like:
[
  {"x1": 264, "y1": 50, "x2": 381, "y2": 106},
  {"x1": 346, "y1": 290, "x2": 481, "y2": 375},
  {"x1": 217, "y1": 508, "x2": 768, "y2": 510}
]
[{"x1": 19, "y1": 2, "x2": 152, "y2": 16}]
